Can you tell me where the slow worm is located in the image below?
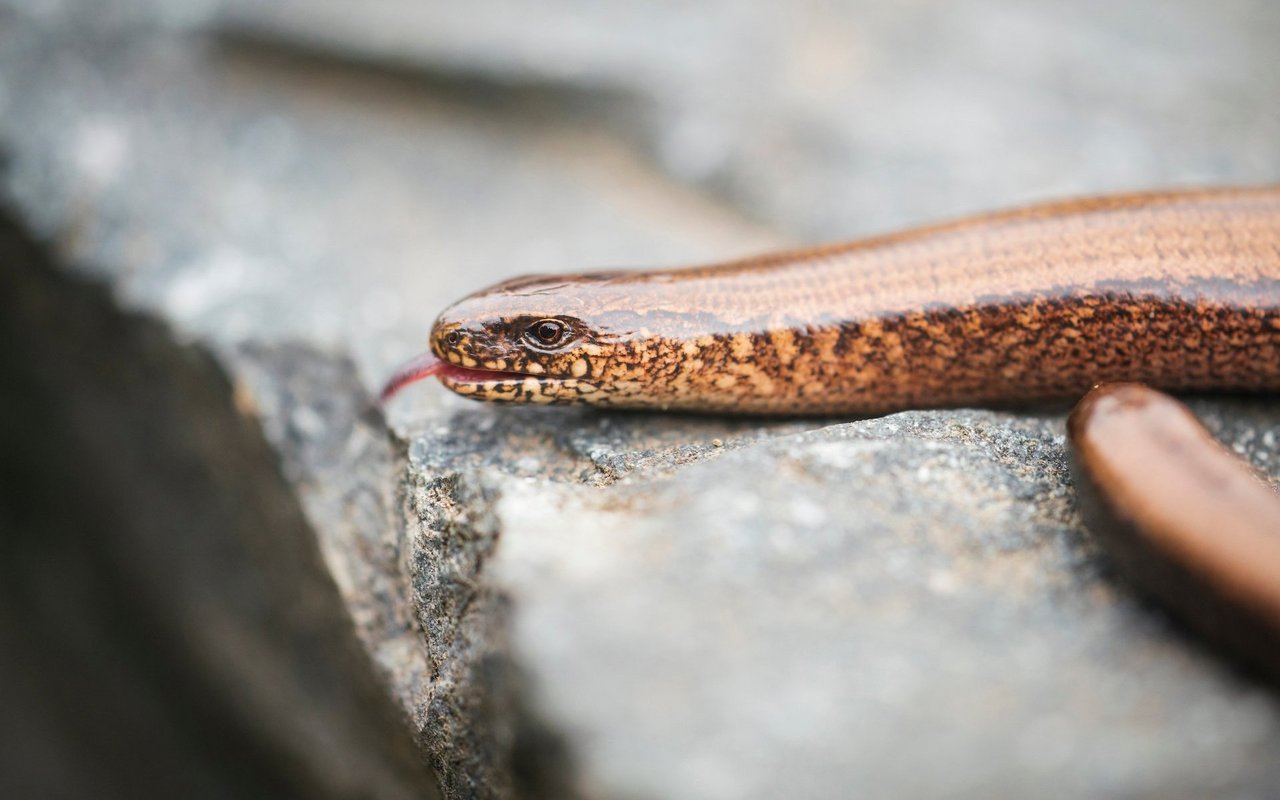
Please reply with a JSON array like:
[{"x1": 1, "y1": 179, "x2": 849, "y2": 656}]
[{"x1": 384, "y1": 186, "x2": 1280, "y2": 679}]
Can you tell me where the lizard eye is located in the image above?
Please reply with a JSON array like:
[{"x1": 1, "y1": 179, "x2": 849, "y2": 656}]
[
  {"x1": 445, "y1": 330, "x2": 461, "y2": 346},
  {"x1": 526, "y1": 319, "x2": 570, "y2": 348}
]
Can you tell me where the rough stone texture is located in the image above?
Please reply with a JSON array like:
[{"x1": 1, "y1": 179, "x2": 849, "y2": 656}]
[
  {"x1": 3, "y1": 0, "x2": 1280, "y2": 798},
  {"x1": 405, "y1": 401, "x2": 1280, "y2": 799}
]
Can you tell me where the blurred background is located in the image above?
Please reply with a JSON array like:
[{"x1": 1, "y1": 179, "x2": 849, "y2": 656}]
[{"x1": 2, "y1": 1, "x2": 1279, "y2": 798}]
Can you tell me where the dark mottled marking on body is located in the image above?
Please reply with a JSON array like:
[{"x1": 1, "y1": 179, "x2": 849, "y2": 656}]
[{"x1": 423, "y1": 187, "x2": 1280, "y2": 415}]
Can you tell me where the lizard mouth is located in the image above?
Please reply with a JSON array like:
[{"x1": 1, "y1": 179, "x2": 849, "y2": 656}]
[{"x1": 378, "y1": 351, "x2": 525, "y2": 403}]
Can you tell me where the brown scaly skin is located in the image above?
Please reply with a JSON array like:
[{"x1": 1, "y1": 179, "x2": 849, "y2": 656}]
[
  {"x1": 419, "y1": 186, "x2": 1280, "y2": 681},
  {"x1": 429, "y1": 186, "x2": 1280, "y2": 414}
]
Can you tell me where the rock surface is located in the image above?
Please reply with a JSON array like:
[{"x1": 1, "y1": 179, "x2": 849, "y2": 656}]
[
  {"x1": 3, "y1": 1, "x2": 1280, "y2": 798},
  {"x1": 0, "y1": 219, "x2": 439, "y2": 799}
]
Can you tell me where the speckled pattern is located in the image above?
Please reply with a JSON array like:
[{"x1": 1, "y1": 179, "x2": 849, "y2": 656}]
[{"x1": 427, "y1": 187, "x2": 1280, "y2": 413}]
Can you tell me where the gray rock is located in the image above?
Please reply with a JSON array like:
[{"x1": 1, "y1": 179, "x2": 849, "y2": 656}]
[
  {"x1": 407, "y1": 401, "x2": 1280, "y2": 800},
  {"x1": 3, "y1": 0, "x2": 1280, "y2": 798}
]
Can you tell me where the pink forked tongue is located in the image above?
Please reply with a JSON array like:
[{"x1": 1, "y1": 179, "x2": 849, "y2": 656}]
[{"x1": 379, "y1": 351, "x2": 446, "y2": 404}]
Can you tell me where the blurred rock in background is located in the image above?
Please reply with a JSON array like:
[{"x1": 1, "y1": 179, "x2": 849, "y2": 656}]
[{"x1": 1, "y1": 1, "x2": 1279, "y2": 798}]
